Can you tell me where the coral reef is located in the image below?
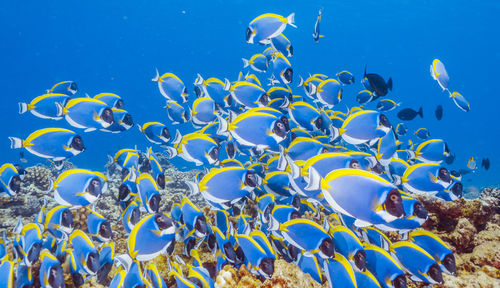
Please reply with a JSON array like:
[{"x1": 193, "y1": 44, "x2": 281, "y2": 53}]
[{"x1": 1, "y1": 164, "x2": 499, "y2": 287}]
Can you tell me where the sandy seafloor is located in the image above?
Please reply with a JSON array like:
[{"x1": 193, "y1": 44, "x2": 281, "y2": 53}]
[{"x1": 1, "y1": 162, "x2": 499, "y2": 288}]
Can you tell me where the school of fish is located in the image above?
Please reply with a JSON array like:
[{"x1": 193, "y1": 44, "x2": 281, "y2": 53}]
[{"x1": 0, "y1": 11, "x2": 486, "y2": 288}]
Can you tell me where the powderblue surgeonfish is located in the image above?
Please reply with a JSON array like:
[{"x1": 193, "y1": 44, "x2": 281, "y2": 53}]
[
  {"x1": 12, "y1": 219, "x2": 43, "y2": 267},
  {"x1": 138, "y1": 122, "x2": 171, "y2": 145},
  {"x1": 340, "y1": 110, "x2": 392, "y2": 145},
  {"x1": 9, "y1": 128, "x2": 85, "y2": 162},
  {"x1": 270, "y1": 52, "x2": 293, "y2": 84},
  {"x1": 191, "y1": 97, "x2": 217, "y2": 127},
  {"x1": 390, "y1": 241, "x2": 443, "y2": 285},
  {"x1": 359, "y1": 226, "x2": 392, "y2": 251},
  {"x1": 355, "y1": 270, "x2": 382, "y2": 288},
  {"x1": 279, "y1": 218, "x2": 334, "y2": 259},
  {"x1": 87, "y1": 209, "x2": 113, "y2": 243},
  {"x1": 48, "y1": 80, "x2": 78, "y2": 96},
  {"x1": 377, "y1": 99, "x2": 400, "y2": 111},
  {"x1": 93, "y1": 92, "x2": 124, "y2": 109},
  {"x1": 329, "y1": 225, "x2": 366, "y2": 271},
  {"x1": 323, "y1": 253, "x2": 358, "y2": 288},
  {"x1": 113, "y1": 148, "x2": 139, "y2": 175},
  {"x1": 312, "y1": 8, "x2": 323, "y2": 43},
  {"x1": 375, "y1": 129, "x2": 398, "y2": 166},
  {"x1": 152, "y1": 70, "x2": 188, "y2": 103},
  {"x1": 411, "y1": 139, "x2": 449, "y2": 164},
  {"x1": 406, "y1": 230, "x2": 456, "y2": 276},
  {"x1": 225, "y1": 81, "x2": 268, "y2": 108},
  {"x1": 401, "y1": 163, "x2": 452, "y2": 195},
  {"x1": 246, "y1": 13, "x2": 296, "y2": 44},
  {"x1": 166, "y1": 100, "x2": 189, "y2": 124},
  {"x1": 228, "y1": 110, "x2": 288, "y2": 150},
  {"x1": 52, "y1": 169, "x2": 107, "y2": 208},
  {"x1": 188, "y1": 166, "x2": 259, "y2": 210},
  {"x1": 271, "y1": 33, "x2": 293, "y2": 57},
  {"x1": 96, "y1": 242, "x2": 115, "y2": 283},
  {"x1": 415, "y1": 128, "x2": 430, "y2": 140},
  {"x1": 337, "y1": 71, "x2": 355, "y2": 85},
  {"x1": 242, "y1": 54, "x2": 269, "y2": 72},
  {"x1": 395, "y1": 123, "x2": 408, "y2": 136},
  {"x1": 235, "y1": 230, "x2": 276, "y2": 278},
  {"x1": 0, "y1": 163, "x2": 22, "y2": 197},
  {"x1": 449, "y1": 91, "x2": 470, "y2": 112},
  {"x1": 128, "y1": 213, "x2": 176, "y2": 261},
  {"x1": 430, "y1": 59, "x2": 449, "y2": 91},
  {"x1": 136, "y1": 173, "x2": 161, "y2": 213},
  {"x1": 169, "y1": 131, "x2": 220, "y2": 166},
  {"x1": 19, "y1": 93, "x2": 70, "y2": 120},
  {"x1": 44, "y1": 206, "x2": 74, "y2": 240},
  {"x1": 364, "y1": 244, "x2": 407, "y2": 288},
  {"x1": 39, "y1": 250, "x2": 65, "y2": 288},
  {"x1": 314, "y1": 78, "x2": 343, "y2": 108},
  {"x1": 180, "y1": 196, "x2": 209, "y2": 239},
  {"x1": 0, "y1": 258, "x2": 14, "y2": 288},
  {"x1": 16, "y1": 263, "x2": 33, "y2": 288},
  {"x1": 288, "y1": 101, "x2": 322, "y2": 132},
  {"x1": 121, "y1": 200, "x2": 141, "y2": 234},
  {"x1": 194, "y1": 75, "x2": 231, "y2": 108},
  {"x1": 321, "y1": 169, "x2": 405, "y2": 227},
  {"x1": 61, "y1": 98, "x2": 115, "y2": 131},
  {"x1": 68, "y1": 230, "x2": 100, "y2": 283},
  {"x1": 357, "y1": 90, "x2": 374, "y2": 104}
]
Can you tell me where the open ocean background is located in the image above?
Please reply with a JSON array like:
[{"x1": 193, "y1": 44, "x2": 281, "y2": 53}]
[{"x1": 1, "y1": 0, "x2": 498, "y2": 191}]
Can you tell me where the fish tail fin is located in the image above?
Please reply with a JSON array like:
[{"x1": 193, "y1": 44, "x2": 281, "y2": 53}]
[
  {"x1": 152, "y1": 68, "x2": 160, "y2": 82},
  {"x1": 18, "y1": 103, "x2": 29, "y2": 114},
  {"x1": 9, "y1": 137, "x2": 23, "y2": 149},
  {"x1": 286, "y1": 13, "x2": 297, "y2": 28},
  {"x1": 223, "y1": 78, "x2": 231, "y2": 91},
  {"x1": 54, "y1": 160, "x2": 64, "y2": 170},
  {"x1": 297, "y1": 76, "x2": 304, "y2": 87},
  {"x1": 309, "y1": 82, "x2": 317, "y2": 96},
  {"x1": 242, "y1": 58, "x2": 250, "y2": 68},
  {"x1": 163, "y1": 146, "x2": 177, "y2": 159},
  {"x1": 387, "y1": 77, "x2": 393, "y2": 91},
  {"x1": 46, "y1": 177, "x2": 54, "y2": 193},
  {"x1": 216, "y1": 115, "x2": 228, "y2": 135},
  {"x1": 185, "y1": 181, "x2": 200, "y2": 195},
  {"x1": 55, "y1": 102, "x2": 65, "y2": 117},
  {"x1": 418, "y1": 107, "x2": 423, "y2": 118},
  {"x1": 277, "y1": 145, "x2": 287, "y2": 171},
  {"x1": 172, "y1": 130, "x2": 183, "y2": 145},
  {"x1": 194, "y1": 74, "x2": 204, "y2": 86}
]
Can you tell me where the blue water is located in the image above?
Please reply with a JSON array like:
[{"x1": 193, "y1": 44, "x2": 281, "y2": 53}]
[{"x1": 2, "y1": 1, "x2": 498, "y2": 188}]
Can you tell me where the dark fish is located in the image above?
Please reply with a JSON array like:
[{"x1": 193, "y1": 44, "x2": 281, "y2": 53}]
[
  {"x1": 481, "y1": 158, "x2": 490, "y2": 170},
  {"x1": 397, "y1": 107, "x2": 423, "y2": 121},
  {"x1": 435, "y1": 105, "x2": 443, "y2": 120},
  {"x1": 19, "y1": 152, "x2": 27, "y2": 163},
  {"x1": 364, "y1": 66, "x2": 392, "y2": 98},
  {"x1": 458, "y1": 168, "x2": 471, "y2": 176}
]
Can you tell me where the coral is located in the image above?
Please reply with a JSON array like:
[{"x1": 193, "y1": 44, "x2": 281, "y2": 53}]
[{"x1": 23, "y1": 165, "x2": 54, "y2": 191}]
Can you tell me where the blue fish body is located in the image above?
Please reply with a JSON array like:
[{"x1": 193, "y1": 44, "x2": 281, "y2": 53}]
[
  {"x1": 68, "y1": 230, "x2": 99, "y2": 276},
  {"x1": 0, "y1": 164, "x2": 21, "y2": 197},
  {"x1": 128, "y1": 213, "x2": 176, "y2": 261},
  {"x1": 63, "y1": 98, "x2": 114, "y2": 130},
  {"x1": 408, "y1": 230, "x2": 456, "y2": 275},
  {"x1": 390, "y1": 241, "x2": 443, "y2": 284},
  {"x1": 296, "y1": 253, "x2": 323, "y2": 283},
  {"x1": 19, "y1": 93, "x2": 69, "y2": 120},
  {"x1": 44, "y1": 206, "x2": 74, "y2": 240},
  {"x1": 323, "y1": 253, "x2": 357, "y2": 288},
  {"x1": 355, "y1": 270, "x2": 382, "y2": 288},
  {"x1": 136, "y1": 173, "x2": 161, "y2": 213},
  {"x1": 139, "y1": 122, "x2": 171, "y2": 145},
  {"x1": 364, "y1": 244, "x2": 407, "y2": 288},
  {"x1": 39, "y1": 250, "x2": 64, "y2": 288},
  {"x1": 340, "y1": 111, "x2": 390, "y2": 145},
  {"x1": 53, "y1": 169, "x2": 107, "y2": 207}
]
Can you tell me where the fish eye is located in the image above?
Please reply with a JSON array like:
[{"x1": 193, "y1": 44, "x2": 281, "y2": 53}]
[
  {"x1": 384, "y1": 189, "x2": 404, "y2": 218},
  {"x1": 350, "y1": 159, "x2": 361, "y2": 169},
  {"x1": 314, "y1": 117, "x2": 323, "y2": 129}
]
